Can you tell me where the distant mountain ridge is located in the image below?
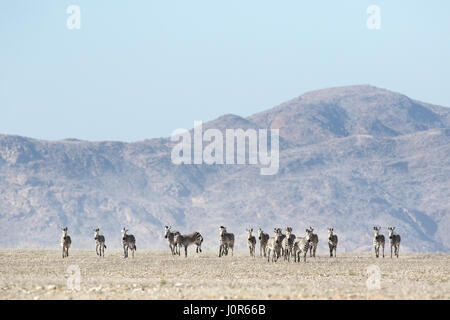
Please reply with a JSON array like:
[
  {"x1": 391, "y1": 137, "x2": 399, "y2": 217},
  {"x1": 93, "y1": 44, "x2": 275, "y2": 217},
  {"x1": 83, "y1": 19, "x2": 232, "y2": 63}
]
[{"x1": 0, "y1": 85, "x2": 449, "y2": 252}]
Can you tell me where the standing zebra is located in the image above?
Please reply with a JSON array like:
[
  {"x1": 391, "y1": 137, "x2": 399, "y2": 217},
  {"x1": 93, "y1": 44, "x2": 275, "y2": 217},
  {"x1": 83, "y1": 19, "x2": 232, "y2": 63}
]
[
  {"x1": 121, "y1": 228, "x2": 136, "y2": 258},
  {"x1": 164, "y1": 226, "x2": 180, "y2": 255},
  {"x1": 266, "y1": 228, "x2": 283, "y2": 262},
  {"x1": 246, "y1": 228, "x2": 256, "y2": 257},
  {"x1": 219, "y1": 226, "x2": 234, "y2": 257},
  {"x1": 327, "y1": 228, "x2": 338, "y2": 258},
  {"x1": 258, "y1": 228, "x2": 269, "y2": 257},
  {"x1": 373, "y1": 226, "x2": 385, "y2": 258},
  {"x1": 282, "y1": 227, "x2": 296, "y2": 261},
  {"x1": 174, "y1": 231, "x2": 203, "y2": 257},
  {"x1": 388, "y1": 227, "x2": 401, "y2": 258},
  {"x1": 292, "y1": 230, "x2": 312, "y2": 263},
  {"x1": 60, "y1": 227, "x2": 71, "y2": 259},
  {"x1": 307, "y1": 227, "x2": 319, "y2": 258},
  {"x1": 275, "y1": 228, "x2": 286, "y2": 257},
  {"x1": 93, "y1": 228, "x2": 106, "y2": 257}
]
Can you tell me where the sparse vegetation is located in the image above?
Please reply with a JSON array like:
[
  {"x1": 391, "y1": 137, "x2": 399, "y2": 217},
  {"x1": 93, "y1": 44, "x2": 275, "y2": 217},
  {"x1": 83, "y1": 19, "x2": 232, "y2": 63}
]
[{"x1": 0, "y1": 250, "x2": 448, "y2": 300}]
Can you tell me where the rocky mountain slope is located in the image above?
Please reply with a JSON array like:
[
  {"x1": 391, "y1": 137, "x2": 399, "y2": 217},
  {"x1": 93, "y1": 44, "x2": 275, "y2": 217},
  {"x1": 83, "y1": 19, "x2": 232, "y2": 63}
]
[{"x1": 0, "y1": 85, "x2": 449, "y2": 252}]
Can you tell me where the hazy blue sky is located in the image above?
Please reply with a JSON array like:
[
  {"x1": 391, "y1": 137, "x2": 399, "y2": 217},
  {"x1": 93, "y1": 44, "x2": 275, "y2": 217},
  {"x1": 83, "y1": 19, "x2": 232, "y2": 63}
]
[{"x1": 1, "y1": 1, "x2": 449, "y2": 141}]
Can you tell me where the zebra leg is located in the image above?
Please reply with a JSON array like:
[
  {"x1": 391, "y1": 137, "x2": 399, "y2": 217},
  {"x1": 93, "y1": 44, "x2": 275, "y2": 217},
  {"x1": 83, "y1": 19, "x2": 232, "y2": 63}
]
[
  {"x1": 382, "y1": 244, "x2": 385, "y2": 258},
  {"x1": 329, "y1": 245, "x2": 333, "y2": 257},
  {"x1": 391, "y1": 245, "x2": 393, "y2": 258},
  {"x1": 219, "y1": 245, "x2": 222, "y2": 257},
  {"x1": 184, "y1": 245, "x2": 188, "y2": 258}
]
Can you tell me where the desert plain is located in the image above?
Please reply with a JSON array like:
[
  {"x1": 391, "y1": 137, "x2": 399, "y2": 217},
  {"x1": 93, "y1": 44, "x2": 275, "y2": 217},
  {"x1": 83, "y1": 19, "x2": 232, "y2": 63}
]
[{"x1": 0, "y1": 250, "x2": 448, "y2": 300}]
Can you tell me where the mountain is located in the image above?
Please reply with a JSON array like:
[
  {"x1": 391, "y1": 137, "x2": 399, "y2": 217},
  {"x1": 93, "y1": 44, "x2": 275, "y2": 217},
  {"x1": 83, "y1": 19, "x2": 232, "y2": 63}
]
[{"x1": 0, "y1": 85, "x2": 449, "y2": 253}]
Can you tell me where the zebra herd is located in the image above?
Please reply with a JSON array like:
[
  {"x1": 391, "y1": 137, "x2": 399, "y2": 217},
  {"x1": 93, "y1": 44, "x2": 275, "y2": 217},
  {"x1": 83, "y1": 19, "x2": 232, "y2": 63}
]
[
  {"x1": 59, "y1": 225, "x2": 401, "y2": 260},
  {"x1": 165, "y1": 225, "x2": 334, "y2": 263}
]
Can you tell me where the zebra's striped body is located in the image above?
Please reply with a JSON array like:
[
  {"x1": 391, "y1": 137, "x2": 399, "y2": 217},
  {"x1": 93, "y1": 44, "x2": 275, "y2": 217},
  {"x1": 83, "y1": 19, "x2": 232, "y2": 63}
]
[
  {"x1": 275, "y1": 228, "x2": 286, "y2": 257},
  {"x1": 219, "y1": 226, "x2": 234, "y2": 257},
  {"x1": 266, "y1": 228, "x2": 283, "y2": 262},
  {"x1": 373, "y1": 227, "x2": 385, "y2": 258},
  {"x1": 93, "y1": 228, "x2": 106, "y2": 257},
  {"x1": 60, "y1": 227, "x2": 71, "y2": 258},
  {"x1": 121, "y1": 228, "x2": 136, "y2": 258},
  {"x1": 327, "y1": 228, "x2": 338, "y2": 258},
  {"x1": 246, "y1": 229, "x2": 256, "y2": 257},
  {"x1": 388, "y1": 227, "x2": 401, "y2": 258},
  {"x1": 174, "y1": 231, "x2": 203, "y2": 257},
  {"x1": 282, "y1": 227, "x2": 296, "y2": 262},
  {"x1": 292, "y1": 233, "x2": 311, "y2": 263},
  {"x1": 164, "y1": 226, "x2": 181, "y2": 255},
  {"x1": 307, "y1": 227, "x2": 319, "y2": 258},
  {"x1": 258, "y1": 228, "x2": 269, "y2": 257}
]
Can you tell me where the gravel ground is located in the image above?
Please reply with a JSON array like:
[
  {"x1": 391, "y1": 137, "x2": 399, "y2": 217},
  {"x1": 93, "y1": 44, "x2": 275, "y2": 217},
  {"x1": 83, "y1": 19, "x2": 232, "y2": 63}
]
[{"x1": 0, "y1": 250, "x2": 448, "y2": 300}]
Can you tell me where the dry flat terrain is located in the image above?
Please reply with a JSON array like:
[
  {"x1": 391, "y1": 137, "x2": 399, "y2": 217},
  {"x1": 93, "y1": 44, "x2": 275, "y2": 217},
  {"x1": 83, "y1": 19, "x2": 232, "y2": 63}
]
[{"x1": 0, "y1": 250, "x2": 448, "y2": 300}]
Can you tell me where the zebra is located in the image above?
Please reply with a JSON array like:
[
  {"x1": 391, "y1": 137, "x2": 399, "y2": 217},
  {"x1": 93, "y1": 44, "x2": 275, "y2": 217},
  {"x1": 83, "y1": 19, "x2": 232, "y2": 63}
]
[
  {"x1": 266, "y1": 228, "x2": 284, "y2": 262},
  {"x1": 292, "y1": 230, "x2": 312, "y2": 263},
  {"x1": 282, "y1": 227, "x2": 296, "y2": 261},
  {"x1": 388, "y1": 227, "x2": 401, "y2": 258},
  {"x1": 174, "y1": 231, "x2": 203, "y2": 257},
  {"x1": 219, "y1": 226, "x2": 234, "y2": 257},
  {"x1": 121, "y1": 228, "x2": 136, "y2": 258},
  {"x1": 60, "y1": 227, "x2": 71, "y2": 259},
  {"x1": 246, "y1": 228, "x2": 256, "y2": 257},
  {"x1": 373, "y1": 226, "x2": 385, "y2": 258},
  {"x1": 307, "y1": 226, "x2": 319, "y2": 258},
  {"x1": 327, "y1": 228, "x2": 338, "y2": 258},
  {"x1": 258, "y1": 228, "x2": 269, "y2": 257},
  {"x1": 275, "y1": 228, "x2": 286, "y2": 257},
  {"x1": 164, "y1": 225, "x2": 180, "y2": 255},
  {"x1": 93, "y1": 228, "x2": 106, "y2": 257}
]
